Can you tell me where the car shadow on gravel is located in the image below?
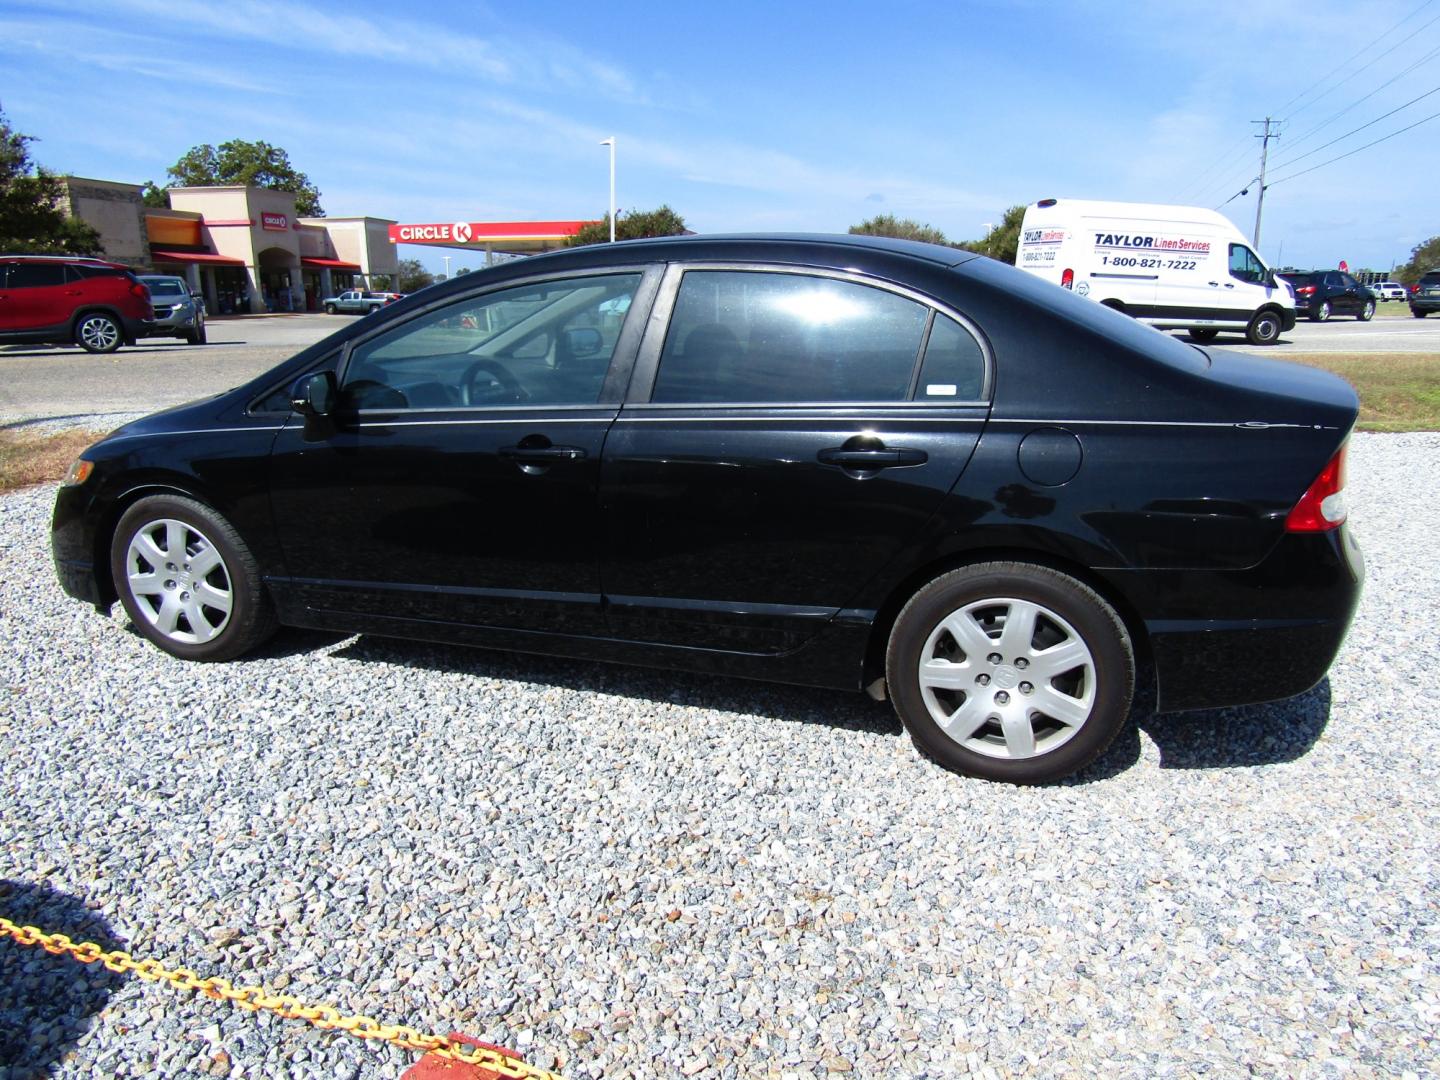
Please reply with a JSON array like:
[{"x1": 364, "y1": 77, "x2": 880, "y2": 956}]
[
  {"x1": 323, "y1": 637, "x2": 1330, "y2": 779},
  {"x1": 330, "y1": 635, "x2": 904, "y2": 736},
  {"x1": 0, "y1": 879, "x2": 128, "y2": 1077}
]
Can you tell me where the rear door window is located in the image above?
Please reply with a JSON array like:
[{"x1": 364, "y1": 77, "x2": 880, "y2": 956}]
[
  {"x1": 5, "y1": 264, "x2": 67, "y2": 288},
  {"x1": 651, "y1": 270, "x2": 929, "y2": 403},
  {"x1": 914, "y1": 314, "x2": 985, "y2": 401}
]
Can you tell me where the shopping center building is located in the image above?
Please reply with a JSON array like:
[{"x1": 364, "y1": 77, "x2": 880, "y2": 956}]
[
  {"x1": 61, "y1": 177, "x2": 396, "y2": 314},
  {"x1": 61, "y1": 176, "x2": 596, "y2": 315}
]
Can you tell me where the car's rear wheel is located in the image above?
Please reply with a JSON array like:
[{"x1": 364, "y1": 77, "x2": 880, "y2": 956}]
[
  {"x1": 110, "y1": 495, "x2": 276, "y2": 661},
  {"x1": 1188, "y1": 328, "x2": 1219, "y2": 343},
  {"x1": 1245, "y1": 309, "x2": 1283, "y2": 345},
  {"x1": 885, "y1": 562, "x2": 1135, "y2": 784},
  {"x1": 75, "y1": 312, "x2": 123, "y2": 353},
  {"x1": 1313, "y1": 300, "x2": 1332, "y2": 322},
  {"x1": 1358, "y1": 300, "x2": 1375, "y2": 322},
  {"x1": 1414, "y1": 310, "x2": 1428, "y2": 318}
]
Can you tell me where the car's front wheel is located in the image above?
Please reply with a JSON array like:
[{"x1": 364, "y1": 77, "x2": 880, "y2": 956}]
[
  {"x1": 324, "y1": 303, "x2": 337, "y2": 315},
  {"x1": 110, "y1": 495, "x2": 277, "y2": 661},
  {"x1": 75, "y1": 312, "x2": 123, "y2": 353},
  {"x1": 183, "y1": 315, "x2": 207, "y2": 345},
  {"x1": 885, "y1": 562, "x2": 1135, "y2": 784}
]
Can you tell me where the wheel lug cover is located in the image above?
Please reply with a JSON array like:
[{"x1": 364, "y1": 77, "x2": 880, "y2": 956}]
[
  {"x1": 1015, "y1": 657, "x2": 1028, "y2": 669},
  {"x1": 165, "y1": 580, "x2": 175, "y2": 589},
  {"x1": 995, "y1": 691, "x2": 1010, "y2": 704},
  {"x1": 976, "y1": 674, "x2": 990, "y2": 686},
  {"x1": 1020, "y1": 682, "x2": 1033, "y2": 694},
  {"x1": 987, "y1": 652, "x2": 1002, "y2": 664},
  {"x1": 180, "y1": 592, "x2": 189, "y2": 601}
]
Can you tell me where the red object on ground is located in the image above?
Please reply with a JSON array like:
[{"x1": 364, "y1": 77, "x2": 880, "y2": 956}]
[{"x1": 400, "y1": 1033, "x2": 533, "y2": 1080}]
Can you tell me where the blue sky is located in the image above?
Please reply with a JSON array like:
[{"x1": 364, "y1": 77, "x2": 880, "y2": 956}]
[{"x1": 3, "y1": 0, "x2": 1437, "y2": 275}]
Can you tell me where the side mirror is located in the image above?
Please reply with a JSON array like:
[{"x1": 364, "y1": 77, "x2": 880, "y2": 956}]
[
  {"x1": 291, "y1": 371, "x2": 337, "y2": 416},
  {"x1": 562, "y1": 326, "x2": 604, "y2": 358}
]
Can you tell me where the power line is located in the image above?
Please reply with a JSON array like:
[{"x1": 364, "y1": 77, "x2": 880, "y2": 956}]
[
  {"x1": 1267, "y1": 106, "x2": 1440, "y2": 185},
  {"x1": 1267, "y1": 81, "x2": 1440, "y2": 173},
  {"x1": 1274, "y1": 0, "x2": 1437, "y2": 120},
  {"x1": 1279, "y1": 39, "x2": 1440, "y2": 160}
]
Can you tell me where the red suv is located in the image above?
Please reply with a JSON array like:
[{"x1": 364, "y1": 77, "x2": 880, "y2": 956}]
[{"x1": 0, "y1": 255, "x2": 154, "y2": 353}]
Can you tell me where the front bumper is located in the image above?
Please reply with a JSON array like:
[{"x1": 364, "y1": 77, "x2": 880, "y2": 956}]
[{"x1": 145, "y1": 306, "x2": 201, "y2": 335}]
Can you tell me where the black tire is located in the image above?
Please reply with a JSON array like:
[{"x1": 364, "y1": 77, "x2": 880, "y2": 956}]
[
  {"x1": 1245, "y1": 309, "x2": 1283, "y2": 346},
  {"x1": 324, "y1": 303, "x2": 337, "y2": 315},
  {"x1": 182, "y1": 321, "x2": 207, "y2": 345},
  {"x1": 1358, "y1": 300, "x2": 1375, "y2": 322},
  {"x1": 1188, "y1": 328, "x2": 1220, "y2": 343},
  {"x1": 1313, "y1": 300, "x2": 1332, "y2": 322},
  {"x1": 368, "y1": 304, "x2": 382, "y2": 314},
  {"x1": 1414, "y1": 310, "x2": 1428, "y2": 318},
  {"x1": 74, "y1": 312, "x2": 123, "y2": 353},
  {"x1": 109, "y1": 494, "x2": 277, "y2": 662},
  {"x1": 885, "y1": 562, "x2": 1135, "y2": 784}
]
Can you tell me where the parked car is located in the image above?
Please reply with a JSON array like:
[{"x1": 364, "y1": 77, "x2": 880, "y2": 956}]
[
  {"x1": 1369, "y1": 280, "x2": 1406, "y2": 301},
  {"x1": 1409, "y1": 270, "x2": 1440, "y2": 317},
  {"x1": 1277, "y1": 270, "x2": 1377, "y2": 321},
  {"x1": 137, "y1": 274, "x2": 206, "y2": 344},
  {"x1": 322, "y1": 290, "x2": 399, "y2": 315},
  {"x1": 0, "y1": 254, "x2": 153, "y2": 353},
  {"x1": 51, "y1": 234, "x2": 1363, "y2": 784}
]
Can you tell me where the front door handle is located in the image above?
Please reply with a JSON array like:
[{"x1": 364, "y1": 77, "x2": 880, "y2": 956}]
[
  {"x1": 818, "y1": 447, "x2": 927, "y2": 468},
  {"x1": 500, "y1": 445, "x2": 587, "y2": 462}
]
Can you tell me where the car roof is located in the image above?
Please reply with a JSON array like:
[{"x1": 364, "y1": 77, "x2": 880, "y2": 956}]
[
  {"x1": 550, "y1": 232, "x2": 978, "y2": 267},
  {"x1": 0, "y1": 253, "x2": 127, "y2": 267}
]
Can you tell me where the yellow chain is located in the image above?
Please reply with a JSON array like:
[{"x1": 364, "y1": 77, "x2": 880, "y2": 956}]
[{"x1": 0, "y1": 915, "x2": 565, "y2": 1079}]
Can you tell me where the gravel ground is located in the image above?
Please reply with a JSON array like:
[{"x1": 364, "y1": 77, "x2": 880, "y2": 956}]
[{"x1": 2, "y1": 432, "x2": 1438, "y2": 1080}]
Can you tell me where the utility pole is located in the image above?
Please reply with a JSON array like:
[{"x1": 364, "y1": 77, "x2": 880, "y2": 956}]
[{"x1": 1252, "y1": 118, "x2": 1278, "y2": 248}]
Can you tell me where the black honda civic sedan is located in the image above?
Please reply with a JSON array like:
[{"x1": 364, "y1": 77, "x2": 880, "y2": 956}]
[{"x1": 52, "y1": 234, "x2": 1363, "y2": 783}]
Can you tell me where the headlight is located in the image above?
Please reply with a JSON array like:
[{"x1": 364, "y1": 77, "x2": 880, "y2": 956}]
[{"x1": 61, "y1": 458, "x2": 94, "y2": 487}]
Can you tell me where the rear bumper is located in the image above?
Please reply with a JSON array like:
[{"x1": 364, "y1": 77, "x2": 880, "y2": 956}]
[
  {"x1": 1410, "y1": 298, "x2": 1440, "y2": 314},
  {"x1": 1102, "y1": 526, "x2": 1364, "y2": 713}
]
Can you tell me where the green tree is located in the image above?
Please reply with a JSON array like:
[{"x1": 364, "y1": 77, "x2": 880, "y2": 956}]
[
  {"x1": 152, "y1": 139, "x2": 324, "y2": 216},
  {"x1": 849, "y1": 214, "x2": 950, "y2": 246},
  {"x1": 0, "y1": 106, "x2": 102, "y2": 255},
  {"x1": 141, "y1": 180, "x2": 168, "y2": 208},
  {"x1": 1396, "y1": 235, "x2": 1440, "y2": 284},
  {"x1": 568, "y1": 204, "x2": 687, "y2": 247},
  {"x1": 394, "y1": 258, "x2": 435, "y2": 293},
  {"x1": 957, "y1": 205, "x2": 1026, "y2": 264}
]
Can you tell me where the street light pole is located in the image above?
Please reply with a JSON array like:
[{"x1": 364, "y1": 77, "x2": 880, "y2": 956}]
[
  {"x1": 600, "y1": 137, "x2": 616, "y2": 242},
  {"x1": 442, "y1": 254, "x2": 451, "y2": 281}
]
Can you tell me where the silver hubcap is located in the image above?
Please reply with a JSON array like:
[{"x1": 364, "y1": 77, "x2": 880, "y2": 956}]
[
  {"x1": 917, "y1": 597, "x2": 1096, "y2": 759},
  {"x1": 124, "y1": 519, "x2": 233, "y2": 644},
  {"x1": 79, "y1": 316, "x2": 119, "y2": 350}
]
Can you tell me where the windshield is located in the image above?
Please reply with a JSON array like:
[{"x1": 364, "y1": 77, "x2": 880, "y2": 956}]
[{"x1": 143, "y1": 279, "x2": 187, "y2": 297}]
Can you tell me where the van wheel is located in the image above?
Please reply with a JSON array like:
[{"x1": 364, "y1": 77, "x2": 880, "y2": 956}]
[
  {"x1": 1358, "y1": 300, "x2": 1375, "y2": 322},
  {"x1": 75, "y1": 312, "x2": 123, "y2": 353},
  {"x1": 1245, "y1": 309, "x2": 1282, "y2": 346},
  {"x1": 1188, "y1": 328, "x2": 1219, "y2": 343},
  {"x1": 885, "y1": 562, "x2": 1135, "y2": 784}
]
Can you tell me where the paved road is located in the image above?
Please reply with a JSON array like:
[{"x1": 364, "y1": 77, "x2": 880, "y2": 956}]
[
  {"x1": 1216, "y1": 305, "x2": 1440, "y2": 355},
  {"x1": 2, "y1": 308, "x2": 1437, "y2": 425},
  {"x1": 0, "y1": 314, "x2": 352, "y2": 425}
]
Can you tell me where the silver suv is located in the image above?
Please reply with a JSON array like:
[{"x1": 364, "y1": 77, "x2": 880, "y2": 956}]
[{"x1": 138, "y1": 275, "x2": 206, "y2": 344}]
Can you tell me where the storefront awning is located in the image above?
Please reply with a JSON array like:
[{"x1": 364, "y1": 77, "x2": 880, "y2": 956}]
[
  {"x1": 301, "y1": 257, "x2": 362, "y2": 270},
  {"x1": 151, "y1": 249, "x2": 245, "y2": 265}
]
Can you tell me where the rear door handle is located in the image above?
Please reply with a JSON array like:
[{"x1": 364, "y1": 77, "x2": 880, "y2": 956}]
[{"x1": 818, "y1": 447, "x2": 927, "y2": 468}]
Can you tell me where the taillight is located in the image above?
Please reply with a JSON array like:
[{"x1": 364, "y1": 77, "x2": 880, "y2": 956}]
[
  {"x1": 1412, "y1": 284, "x2": 1422, "y2": 294},
  {"x1": 1285, "y1": 445, "x2": 1348, "y2": 532},
  {"x1": 1060, "y1": 268, "x2": 1074, "y2": 289},
  {"x1": 1297, "y1": 285, "x2": 1316, "y2": 295},
  {"x1": 130, "y1": 282, "x2": 149, "y2": 300}
]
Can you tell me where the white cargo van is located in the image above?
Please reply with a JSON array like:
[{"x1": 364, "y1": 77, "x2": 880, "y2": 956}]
[{"x1": 1015, "y1": 198, "x2": 1296, "y2": 345}]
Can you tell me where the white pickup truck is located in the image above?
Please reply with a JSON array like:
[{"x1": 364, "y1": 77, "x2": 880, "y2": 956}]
[{"x1": 322, "y1": 290, "x2": 401, "y2": 315}]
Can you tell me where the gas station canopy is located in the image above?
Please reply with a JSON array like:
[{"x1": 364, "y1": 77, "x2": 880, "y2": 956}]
[{"x1": 388, "y1": 220, "x2": 595, "y2": 256}]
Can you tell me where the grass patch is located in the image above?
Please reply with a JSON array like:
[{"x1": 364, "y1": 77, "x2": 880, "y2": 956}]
[
  {"x1": 0, "y1": 429, "x2": 101, "y2": 493},
  {"x1": 1279, "y1": 352, "x2": 1440, "y2": 432}
]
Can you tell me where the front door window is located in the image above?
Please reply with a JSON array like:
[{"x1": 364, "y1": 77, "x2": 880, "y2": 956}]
[{"x1": 1228, "y1": 244, "x2": 1268, "y2": 285}]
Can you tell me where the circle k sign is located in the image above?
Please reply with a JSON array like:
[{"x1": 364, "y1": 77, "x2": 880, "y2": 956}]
[{"x1": 452, "y1": 221, "x2": 474, "y2": 243}]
